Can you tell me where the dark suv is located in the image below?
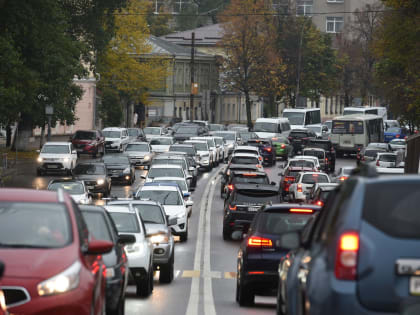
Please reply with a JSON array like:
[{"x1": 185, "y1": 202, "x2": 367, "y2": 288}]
[
  {"x1": 71, "y1": 130, "x2": 105, "y2": 157},
  {"x1": 307, "y1": 139, "x2": 336, "y2": 172},
  {"x1": 247, "y1": 139, "x2": 276, "y2": 166},
  {"x1": 288, "y1": 129, "x2": 317, "y2": 155}
]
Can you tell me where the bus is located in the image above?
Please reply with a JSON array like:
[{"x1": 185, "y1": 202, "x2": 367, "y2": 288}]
[
  {"x1": 343, "y1": 106, "x2": 388, "y2": 120},
  {"x1": 330, "y1": 114, "x2": 384, "y2": 155},
  {"x1": 281, "y1": 108, "x2": 321, "y2": 129}
]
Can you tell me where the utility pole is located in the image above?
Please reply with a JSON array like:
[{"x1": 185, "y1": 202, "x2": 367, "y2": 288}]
[{"x1": 190, "y1": 32, "x2": 195, "y2": 122}]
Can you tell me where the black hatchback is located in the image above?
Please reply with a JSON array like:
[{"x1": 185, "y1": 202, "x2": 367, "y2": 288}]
[
  {"x1": 236, "y1": 203, "x2": 320, "y2": 306},
  {"x1": 223, "y1": 184, "x2": 281, "y2": 240}
]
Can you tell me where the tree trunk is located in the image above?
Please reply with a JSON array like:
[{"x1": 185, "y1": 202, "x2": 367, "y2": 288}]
[
  {"x1": 39, "y1": 124, "x2": 45, "y2": 149},
  {"x1": 13, "y1": 114, "x2": 33, "y2": 151},
  {"x1": 245, "y1": 91, "x2": 253, "y2": 130},
  {"x1": 6, "y1": 124, "x2": 12, "y2": 147}
]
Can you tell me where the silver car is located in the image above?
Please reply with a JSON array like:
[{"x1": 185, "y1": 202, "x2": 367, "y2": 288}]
[{"x1": 124, "y1": 142, "x2": 155, "y2": 169}]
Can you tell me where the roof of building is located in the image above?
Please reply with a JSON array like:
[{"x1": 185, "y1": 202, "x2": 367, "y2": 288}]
[
  {"x1": 147, "y1": 35, "x2": 212, "y2": 58},
  {"x1": 160, "y1": 24, "x2": 224, "y2": 47}
]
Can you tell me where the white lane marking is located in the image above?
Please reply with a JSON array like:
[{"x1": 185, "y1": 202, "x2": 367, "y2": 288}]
[{"x1": 186, "y1": 170, "x2": 220, "y2": 315}]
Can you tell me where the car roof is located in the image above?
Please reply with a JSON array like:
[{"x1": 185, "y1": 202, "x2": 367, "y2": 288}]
[
  {"x1": 306, "y1": 124, "x2": 322, "y2": 127},
  {"x1": 140, "y1": 184, "x2": 178, "y2": 191},
  {"x1": 78, "y1": 205, "x2": 107, "y2": 213},
  {"x1": 150, "y1": 164, "x2": 182, "y2": 169},
  {"x1": 144, "y1": 126, "x2": 162, "y2": 129},
  {"x1": 43, "y1": 142, "x2": 70, "y2": 146},
  {"x1": 127, "y1": 142, "x2": 149, "y2": 145},
  {"x1": 315, "y1": 183, "x2": 339, "y2": 189},
  {"x1": 153, "y1": 176, "x2": 187, "y2": 182},
  {"x1": 0, "y1": 188, "x2": 66, "y2": 203},
  {"x1": 290, "y1": 128, "x2": 309, "y2": 132},
  {"x1": 232, "y1": 153, "x2": 259, "y2": 157},
  {"x1": 377, "y1": 152, "x2": 397, "y2": 156},
  {"x1": 108, "y1": 199, "x2": 161, "y2": 206},
  {"x1": 235, "y1": 146, "x2": 259, "y2": 151},
  {"x1": 104, "y1": 205, "x2": 133, "y2": 213},
  {"x1": 151, "y1": 136, "x2": 173, "y2": 139},
  {"x1": 184, "y1": 140, "x2": 207, "y2": 144},
  {"x1": 256, "y1": 117, "x2": 289, "y2": 123},
  {"x1": 288, "y1": 166, "x2": 315, "y2": 171},
  {"x1": 231, "y1": 170, "x2": 267, "y2": 176},
  {"x1": 48, "y1": 179, "x2": 84, "y2": 184}
]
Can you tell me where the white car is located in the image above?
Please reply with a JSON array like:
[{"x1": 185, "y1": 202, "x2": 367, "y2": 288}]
[
  {"x1": 306, "y1": 124, "x2": 329, "y2": 139},
  {"x1": 288, "y1": 172, "x2": 331, "y2": 202},
  {"x1": 285, "y1": 158, "x2": 317, "y2": 170},
  {"x1": 144, "y1": 127, "x2": 165, "y2": 141},
  {"x1": 102, "y1": 127, "x2": 130, "y2": 152},
  {"x1": 211, "y1": 131, "x2": 239, "y2": 156},
  {"x1": 287, "y1": 155, "x2": 321, "y2": 171},
  {"x1": 36, "y1": 142, "x2": 78, "y2": 175},
  {"x1": 124, "y1": 142, "x2": 154, "y2": 169},
  {"x1": 141, "y1": 164, "x2": 192, "y2": 186},
  {"x1": 136, "y1": 184, "x2": 189, "y2": 242},
  {"x1": 150, "y1": 136, "x2": 174, "y2": 154},
  {"x1": 47, "y1": 179, "x2": 92, "y2": 204},
  {"x1": 389, "y1": 138, "x2": 406, "y2": 151},
  {"x1": 229, "y1": 153, "x2": 264, "y2": 171},
  {"x1": 105, "y1": 205, "x2": 154, "y2": 296},
  {"x1": 184, "y1": 140, "x2": 213, "y2": 170},
  {"x1": 375, "y1": 152, "x2": 397, "y2": 168},
  {"x1": 212, "y1": 136, "x2": 228, "y2": 163},
  {"x1": 190, "y1": 137, "x2": 219, "y2": 166},
  {"x1": 233, "y1": 146, "x2": 262, "y2": 161}
]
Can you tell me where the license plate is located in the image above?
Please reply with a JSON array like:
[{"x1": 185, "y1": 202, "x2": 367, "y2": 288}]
[
  {"x1": 248, "y1": 207, "x2": 259, "y2": 212},
  {"x1": 47, "y1": 165, "x2": 58, "y2": 169},
  {"x1": 87, "y1": 186, "x2": 94, "y2": 189},
  {"x1": 410, "y1": 277, "x2": 420, "y2": 296},
  {"x1": 344, "y1": 140, "x2": 351, "y2": 144}
]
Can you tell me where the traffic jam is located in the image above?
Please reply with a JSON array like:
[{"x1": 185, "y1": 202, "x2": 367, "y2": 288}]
[{"x1": 1, "y1": 109, "x2": 419, "y2": 315}]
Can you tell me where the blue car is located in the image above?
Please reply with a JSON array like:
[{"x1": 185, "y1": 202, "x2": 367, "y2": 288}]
[
  {"x1": 384, "y1": 127, "x2": 409, "y2": 143},
  {"x1": 276, "y1": 168, "x2": 420, "y2": 315}
]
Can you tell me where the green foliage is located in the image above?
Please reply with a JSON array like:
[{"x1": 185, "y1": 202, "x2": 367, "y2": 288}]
[{"x1": 99, "y1": 89, "x2": 124, "y2": 126}]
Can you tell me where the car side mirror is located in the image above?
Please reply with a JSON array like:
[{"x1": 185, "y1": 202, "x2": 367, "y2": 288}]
[
  {"x1": 278, "y1": 232, "x2": 301, "y2": 250},
  {"x1": 167, "y1": 216, "x2": 177, "y2": 226},
  {"x1": 72, "y1": 150, "x2": 77, "y2": 154},
  {"x1": 271, "y1": 181, "x2": 276, "y2": 185},
  {"x1": 86, "y1": 240, "x2": 113, "y2": 255},
  {"x1": 186, "y1": 200, "x2": 194, "y2": 207},
  {"x1": 118, "y1": 234, "x2": 136, "y2": 245}
]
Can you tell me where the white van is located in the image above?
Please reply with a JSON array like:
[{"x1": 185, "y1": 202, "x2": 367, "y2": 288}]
[
  {"x1": 102, "y1": 127, "x2": 130, "y2": 152},
  {"x1": 282, "y1": 108, "x2": 321, "y2": 129},
  {"x1": 253, "y1": 118, "x2": 291, "y2": 139}
]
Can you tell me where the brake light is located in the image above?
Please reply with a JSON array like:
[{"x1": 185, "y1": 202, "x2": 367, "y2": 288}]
[
  {"x1": 315, "y1": 200, "x2": 324, "y2": 206},
  {"x1": 264, "y1": 147, "x2": 272, "y2": 152},
  {"x1": 248, "y1": 271, "x2": 265, "y2": 275},
  {"x1": 243, "y1": 173, "x2": 257, "y2": 176},
  {"x1": 376, "y1": 160, "x2": 380, "y2": 166},
  {"x1": 281, "y1": 144, "x2": 286, "y2": 149},
  {"x1": 258, "y1": 156, "x2": 262, "y2": 161},
  {"x1": 297, "y1": 184, "x2": 303, "y2": 192},
  {"x1": 247, "y1": 236, "x2": 273, "y2": 247},
  {"x1": 256, "y1": 164, "x2": 262, "y2": 168},
  {"x1": 272, "y1": 137, "x2": 278, "y2": 141},
  {"x1": 325, "y1": 158, "x2": 328, "y2": 162},
  {"x1": 289, "y1": 208, "x2": 314, "y2": 213},
  {"x1": 339, "y1": 176, "x2": 348, "y2": 181},
  {"x1": 229, "y1": 204, "x2": 237, "y2": 211},
  {"x1": 335, "y1": 232, "x2": 359, "y2": 280},
  {"x1": 396, "y1": 134, "x2": 400, "y2": 138},
  {"x1": 312, "y1": 174, "x2": 318, "y2": 177},
  {"x1": 227, "y1": 184, "x2": 234, "y2": 191}
]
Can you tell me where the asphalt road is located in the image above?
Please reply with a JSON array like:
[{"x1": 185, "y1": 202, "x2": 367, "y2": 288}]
[{"x1": 5, "y1": 155, "x2": 356, "y2": 314}]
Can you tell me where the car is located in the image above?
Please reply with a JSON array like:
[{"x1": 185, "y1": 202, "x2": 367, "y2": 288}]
[
  {"x1": 190, "y1": 136, "x2": 219, "y2": 165},
  {"x1": 72, "y1": 162, "x2": 112, "y2": 197},
  {"x1": 152, "y1": 154, "x2": 197, "y2": 189},
  {"x1": 302, "y1": 147, "x2": 329, "y2": 172},
  {"x1": 306, "y1": 124, "x2": 329, "y2": 139},
  {"x1": 384, "y1": 119, "x2": 400, "y2": 130},
  {"x1": 279, "y1": 166, "x2": 316, "y2": 198},
  {"x1": 228, "y1": 124, "x2": 248, "y2": 132},
  {"x1": 323, "y1": 120, "x2": 332, "y2": 131},
  {"x1": 168, "y1": 144, "x2": 199, "y2": 164},
  {"x1": 144, "y1": 127, "x2": 166, "y2": 141},
  {"x1": 307, "y1": 138, "x2": 336, "y2": 172},
  {"x1": 210, "y1": 131, "x2": 239, "y2": 156},
  {"x1": 173, "y1": 125, "x2": 206, "y2": 142},
  {"x1": 79, "y1": 205, "x2": 135, "y2": 313},
  {"x1": 287, "y1": 128, "x2": 317, "y2": 154},
  {"x1": 389, "y1": 138, "x2": 406, "y2": 151},
  {"x1": 357, "y1": 147, "x2": 386, "y2": 166},
  {"x1": 107, "y1": 200, "x2": 176, "y2": 283},
  {"x1": 286, "y1": 155, "x2": 321, "y2": 171},
  {"x1": 333, "y1": 166, "x2": 356, "y2": 182},
  {"x1": 149, "y1": 136, "x2": 174, "y2": 154},
  {"x1": 223, "y1": 183, "x2": 282, "y2": 240},
  {"x1": 288, "y1": 172, "x2": 330, "y2": 202},
  {"x1": 152, "y1": 177, "x2": 193, "y2": 216},
  {"x1": 246, "y1": 139, "x2": 276, "y2": 166},
  {"x1": 103, "y1": 155, "x2": 135, "y2": 185},
  {"x1": 236, "y1": 203, "x2": 321, "y2": 306},
  {"x1": 71, "y1": 129, "x2": 105, "y2": 157},
  {"x1": 212, "y1": 136, "x2": 229, "y2": 163},
  {"x1": 47, "y1": 179, "x2": 92, "y2": 204},
  {"x1": 0, "y1": 261, "x2": 7, "y2": 315},
  {"x1": 184, "y1": 140, "x2": 213, "y2": 170},
  {"x1": 229, "y1": 153, "x2": 264, "y2": 170},
  {"x1": 124, "y1": 142, "x2": 155, "y2": 169},
  {"x1": 384, "y1": 126, "x2": 409, "y2": 143},
  {"x1": 367, "y1": 142, "x2": 392, "y2": 152},
  {"x1": 271, "y1": 137, "x2": 293, "y2": 160},
  {"x1": 238, "y1": 131, "x2": 259, "y2": 145},
  {"x1": 142, "y1": 164, "x2": 192, "y2": 187},
  {"x1": 375, "y1": 152, "x2": 397, "y2": 168},
  {"x1": 276, "y1": 169, "x2": 420, "y2": 315},
  {"x1": 209, "y1": 123, "x2": 225, "y2": 131},
  {"x1": 36, "y1": 142, "x2": 78, "y2": 176},
  {"x1": 0, "y1": 188, "x2": 113, "y2": 315},
  {"x1": 233, "y1": 145, "x2": 262, "y2": 159},
  {"x1": 127, "y1": 128, "x2": 147, "y2": 142},
  {"x1": 136, "y1": 183, "x2": 189, "y2": 242},
  {"x1": 222, "y1": 170, "x2": 273, "y2": 200},
  {"x1": 104, "y1": 205, "x2": 154, "y2": 297},
  {"x1": 307, "y1": 182, "x2": 339, "y2": 206},
  {"x1": 220, "y1": 164, "x2": 261, "y2": 197},
  {"x1": 102, "y1": 127, "x2": 130, "y2": 152}
]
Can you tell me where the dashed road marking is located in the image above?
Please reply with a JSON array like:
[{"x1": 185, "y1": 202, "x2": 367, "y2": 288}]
[
  {"x1": 178, "y1": 270, "x2": 236, "y2": 280},
  {"x1": 182, "y1": 270, "x2": 201, "y2": 278}
]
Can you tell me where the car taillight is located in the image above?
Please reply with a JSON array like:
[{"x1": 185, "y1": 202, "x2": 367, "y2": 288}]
[
  {"x1": 259, "y1": 156, "x2": 262, "y2": 161},
  {"x1": 297, "y1": 184, "x2": 303, "y2": 192},
  {"x1": 376, "y1": 160, "x2": 380, "y2": 166},
  {"x1": 281, "y1": 144, "x2": 286, "y2": 149},
  {"x1": 396, "y1": 134, "x2": 400, "y2": 138},
  {"x1": 229, "y1": 204, "x2": 237, "y2": 211},
  {"x1": 325, "y1": 158, "x2": 328, "y2": 163},
  {"x1": 228, "y1": 184, "x2": 234, "y2": 191},
  {"x1": 289, "y1": 208, "x2": 314, "y2": 213},
  {"x1": 247, "y1": 236, "x2": 273, "y2": 247},
  {"x1": 315, "y1": 200, "x2": 324, "y2": 207},
  {"x1": 339, "y1": 176, "x2": 348, "y2": 181},
  {"x1": 256, "y1": 164, "x2": 262, "y2": 168},
  {"x1": 264, "y1": 147, "x2": 272, "y2": 152},
  {"x1": 335, "y1": 232, "x2": 359, "y2": 280}
]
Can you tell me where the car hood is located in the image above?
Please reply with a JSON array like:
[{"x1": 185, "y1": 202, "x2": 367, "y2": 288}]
[
  {"x1": 73, "y1": 174, "x2": 103, "y2": 181},
  {"x1": 254, "y1": 132, "x2": 277, "y2": 139},
  {"x1": 151, "y1": 145, "x2": 170, "y2": 152},
  {"x1": 144, "y1": 224, "x2": 169, "y2": 236},
  {"x1": 0, "y1": 246, "x2": 78, "y2": 280},
  {"x1": 127, "y1": 152, "x2": 148, "y2": 157},
  {"x1": 162, "y1": 205, "x2": 186, "y2": 217}
]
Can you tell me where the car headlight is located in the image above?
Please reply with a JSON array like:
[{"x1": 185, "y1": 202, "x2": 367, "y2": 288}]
[
  {"x1": 123, "y1": 167, "x2": 130, "y2": 174},
  {"x1": 97, "y1": 178, "x2": 105, "y2": 185},
  {"x1": 37, "y1": 261, "x2": 81, "y2": 296},
  {"x1": 37, "y1": 156, "x2": 43, "y2": 163},
  {"x1": 149, "y1": 234, "x2": 169, "y2": 244},
  {"x1": 63, "y1": 158, "x2": 70, "y2": 163},
  {"x1": 144, "y1": 155, "x2": 150, "y2": 161}
]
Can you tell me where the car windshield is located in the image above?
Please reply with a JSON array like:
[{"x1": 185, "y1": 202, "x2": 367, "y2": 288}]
[
  {"x1": 169, "y1": 146, "x2": 194, "y2": 155},
  {"x1": 302, "y1": 174, "x2": 329, "y2": 184},
  {"x1": 81, "y1": 211, "x2": 112, "y2": 242},
  {"x1": 232, "y1": 175, "x2": 269, "y2": 184},
  {"x1": 132, "y1": 204, "x2": 165, "y2": 224},
  {"x1": 126, "y1": 144, "x2": 149, "y2": 152},
  {"x1": 253, "y1": 122, "x2": 278, "y2": 132},
  {"x1": 108, "y1": 212, "x2": 140, "y2": 233},
  {"x1": 74, "y1": 131, "x2": 96, "y2": 140},
  {"x1": 127, "y1": 129, "x2": 138, "y2": 137},
  {"x1": 304, "y1": 150, "x2": 325, "y2": 159},
  {"x1": 231, "y1": 156, "x2": 259, "y2": 164},
  {"x1": 41, "y1": 145, "x2": 69, "y2": 154},
  {"x1": 148, "y1": 168, "x2": 184, "y2": 178},
  {"x1": 283, "y1": 112, "x2": 304, "y2": 125},
  {"x1": 307, "y1": 126, "x2": 322, "y2": 133},
  {"x1": 257, "y1": 212, "x2": 312, "y2": 234},
  {"x1": 0, "y1": 202, "x2": 71, "y2": 248},
  {"x1": 154, "y1": 179, "x2": 187, "y2": 191},
  {"x1": 365, "y1": 150, "x2": 381, "y2": 157},
  {"x1": 150, "y1": 138, "x2": 172, "y2": 145},
  {"x1": 73, "y1": 164, "x2": 106, "y2": 175},
  {"x1": 103, "y1": 156, "x2": 129, "y2": 164},
  {"x1": 176, "y1": 127, "x2": 199, "y2": 134},
  {"x1": 386, "y1": 127, "x2": 401, "y2": 133},
  {"x1": 190, "y1": 142, "x2": 208, "y2": 151},
  {"x1": 379, "y1": 154, "x2": 396, "y2": 162},
  {"x1": 217, "y1": 133, "x2": 236, "y2": 140},
  {"x1": 103, "y1": 131, "x2": 121, "y2": 138},
  {"x1": 48, "y1": 182, "x2": 84, "y2": 194},
  {"x1": 144, "y1": 128, "x2": 161, "y2": 135},
  {"x1": 289, "y1": 160, "x2": 315, "y2": 168},
  {"x1": 153, "y1": 159, "x2": 186, "y2": 169},
  {"x1": 137, "y1": 190, "x2": 182, "y2": 205}
]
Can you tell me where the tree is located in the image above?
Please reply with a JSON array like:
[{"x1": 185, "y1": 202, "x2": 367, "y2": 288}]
[{"x1": 97, "y1": 0, "x2": 170, "y2": 127}]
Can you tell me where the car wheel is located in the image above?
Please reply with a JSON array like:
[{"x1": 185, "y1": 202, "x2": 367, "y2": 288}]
[
  {"x1": 276, "y1": 282, "x2": 286, "y2": 315},
  {"x1": 180, "y1": 222, "x2": 188, "y2": 242},
  {"x1": 137, "y1": 263, "x2": 153, "y2": 297},
  {"x1": 159, "y1": 251, "x2": 174, "y2": 283},
  {"x1": 236, "y1": 270, "x2": 254, "y2": 306}
]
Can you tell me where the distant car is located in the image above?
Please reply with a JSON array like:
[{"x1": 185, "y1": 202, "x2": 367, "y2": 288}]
[
  {"x1": 288, "y1": 128, "x2": 317, "y2": 154},
  {"x1": 307, "y1": 138, "x2": 336, "y2": 172},
  {"x1": 236, "y1": 203, "x2": 320, "y2": 306},
  {"x1": 288, "y1": 172, "x2": 330, "y2": 202},
  {"x1": 36, "y1": 142, "x2": 78, "y2": 176},
  {"x1": 233, "y1": 146, "x2": 262, "y2": 161},
  {"x1": 375, "y1": 152, "x2": 397, "y2": 168},
  {"x1": 367, "y1": 142, "x2": 392, "y2": 152},
  {"x1": 127, "y1": 128, "x2": 146, "y2": 142},
  {"x1": 0, "y1": 188, "x2": 113, "y2": 315},
  {"x1": 286, "y1": 155, "x2": 321, "y2": 171},
  {"x1": 271, "y1": 136, "x2": 293, "y2": 160},
  {"x1": 220, "y1": 164, "x2": 260, "y2": 197},
  {"x1": 104, "y1": 205, "x2": 154, "y2": 297},
  {"x1": 190, "y1": 136, "x2": 220, "y2": 165},
  {"x1": 222, "y1": 170, "x2": 272, "y2": 200},
  {"x1": 279, "y1": 166, "x2": 316, "y2": 198},
  {"x1": 209, "y1": 123, "x2": 225, "y2": 131},
  {"x1": 124, "y1": 142, "x2": 154, "y2": 169},
  {"x1": 142, "y1": 164, "x2": 192, "y2": 187},
  {"x1": 223, "y1": 184, "x2": 281, "y2": 240},
  {"x1": 210, "y1": 131, "x2": 239, "y2": 156},
  {"x1": 71, "y1": 129, "x2": 105, "y2": 157},
  {"x1": 144, "y1": 127, "x2": 165, "y2": 141},
  {"x1": 229, "y1": 153, "x2": 263, "y2": 170},
  {"x1": 323, "y1": 120, "x2": 332, "y2": 131},
  {"x1": 72, "y1": 162, "x2": 112, "y2": 197},
  {"x1": 334, "y1": 166, "x2": 356, "y2": 182},
  {"x1": 152, "y1": 154, "x2": 197, "y2": 189},
  {"x1": 149, "y1": 136, "x2": 174, "y2": 154},
  {"x1": 80, "y1": 205, "x2": 134, "y2": 313},
  {"x1": 238, "y1": 131, "x2": 258, "y2": 145},
  {"x1": 307, "y1": 182, "x2": 339, "y2": 206},
  {"x1": 102, "y1": 127, "x2": 130, "y2": 152},
  {"x1": 168, "y1": 144, "x2": 199, "y2": 164},
  {"x1": 389, "y1": 138, "x2": 406, "y2": 151},
  {"x1": 47, "y1": 179, "x2": 92, "y2": 204},
  {"x1": 173, "y1": 125, "x2": 206, "y2": 143},
  {"x1": 384, "y1": 127, "x2": 409, "y2": 143},
  {"x1": 357, "y1": 147, "x2": 386, "y2": 166},
  {"x1": 306, "y1": 124, "x2": 329, "y2": 139},
  {"x1": 246, "y1": 139, "x2": 276, "y2": 166},
  {"x1": 184, "y1": 140, "x2": 214, "y2": 170},
  {"x1": 302, "y1": 147, "x2": 328, "y2": 172},
  {"x1": 384, "y1": 119, "x2": 400, "y2": 130},
  {"x1": 212, "y1": 136, "x2": 229, "y2": 163},
  {"x1": 103, "y1": 155, "x2": 135, "y2": 185}
]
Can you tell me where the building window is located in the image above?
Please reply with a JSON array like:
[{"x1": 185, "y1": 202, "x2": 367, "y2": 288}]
[
  {"x1": 326, "y1": 17, "x2": 344, "y2": 33},
  {"x1": 296, "y1": 0, "x2": 313, "y2": 16}
]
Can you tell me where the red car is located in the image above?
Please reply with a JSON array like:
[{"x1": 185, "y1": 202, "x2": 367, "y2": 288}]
[
  {"x1": 0, "y1": 188, "x2": 113, "y2": 315},
  {"x1": 71, "y1": 130, "x2": 105, "y2": 158},
  {"x1": 0, "y1": 261, "x2": 8, "y2": 315}
]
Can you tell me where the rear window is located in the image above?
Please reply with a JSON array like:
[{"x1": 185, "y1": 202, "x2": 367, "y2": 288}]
[
  {"x1": 332, "y1": 120, "x2": 364, "y2": 134},
  {"x1": 363, "y1": 182, "x2": 420, "y2": 238},
  {"x1": 232, "y1": 175, "x2": 269, "y2": 185},
  {"x1": 365, "y1": 150, "x2": 381, "y2": 157},
  {"x1": 289, "y1": 160, "x2": 315, "y2": 168},
  {"x1": 308, "y1": 141, "x2": 330, "y2": 151},
  {"x1": 379, "y1": 154, "x2": 396, "y2": 162},
  {"x1": 302, "y1": 174, "x2": 329, "y2": 184},
  {"x1": 290, "y1": 132, "x2": 308, "y2": 138},
  {"x1": 256, "y1": 212, "x2": 313, "y2": 234},
  {"x1": 234, "y1": 191, "x2": 280, "y2": 204},
  {"x1": 231, "y1": 156, "x2": 259, "y2": 164},
  {"x1": 304, "y1": 150, "x2": 325, "y2": 159},
  {"x1": 108, "y1": 212, "x2": 140, "y2": 233}
]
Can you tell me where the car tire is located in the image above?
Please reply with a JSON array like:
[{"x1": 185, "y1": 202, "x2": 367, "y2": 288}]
[
  {"x1": 180, "y1": 222, "x2": 188, "y2": 242},
  {"x1": 236, "y1": 270, "x2": 254, "y2": 306},
  {"x1": 276, "y1": 282, "x2": 286, "y2": 315},
  {"x1": 137, "y1": 263, "x2": 153, "y2": 297},
  {"x1": 159, "y1": 251, "x2": 174, "y2": 283}
]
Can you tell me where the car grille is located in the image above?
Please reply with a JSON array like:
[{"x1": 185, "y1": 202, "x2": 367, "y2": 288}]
[
  {"x1": 84, "y1": 180, "x2": 97, "y2": 186},
  {"x1": 2, "y1": 286, "x2": 31, "y2": 308},
  {"x1": 43, "y1": 162, "x2": 64, "y2": 169}
]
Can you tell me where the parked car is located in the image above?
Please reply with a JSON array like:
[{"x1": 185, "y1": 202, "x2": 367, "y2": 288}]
[
  {"x1": 104, "y1": 205, "x2": 154, "y2": 297},
  {"x1": 103, "y1": 155, "x2": 135, "y2": 185},
  {"x1": 102, "y1": 127, "x2": 130, "y2": 153},
  {"x1": 47, "y1": 179, "x2": 92, "y2": 204},
  {"x1": 247, "y1": 139, "x2": 276, "y2": 166},
  {"x1": 0, "y1": 188, "x2": 113, "y2": 314},
  {"x1": 288, "y1": 172, "x2": 330, "y2": 202},
  {"x1": 36, "y1": 142, "x2": 78, "y2": 176},
  {"x1": 72, "y1": 162, "x2": 112, "y2": 196},
  {"x1": 276, "y1": 171, "x2": 420, "y2": 315},
  {"x1": 71, "y1": 129, "x2": 105, "y2": 157},
  {"x1": 150, "y1": 136, "x2": 174, "y2": 154},
  {"x1": 236, "y1": 203, "x2": 321, "y2": 306},
  {"x1": 107, "y1": 200, "x2": 176, "y2": 283},
  {"x1": 124, "y1": 142, "x2": 155, "y2": 169},
  {"x1": 80, "y1": 205, "x2": 135, "y2": 312}
]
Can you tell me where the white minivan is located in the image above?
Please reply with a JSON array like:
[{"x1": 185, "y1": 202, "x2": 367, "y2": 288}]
[
  {"x1": 253, "y1": 118, "x2": 291, "y2": 139},
  {"x1": 102, "y1": 127, "x2": 130, "y2": 152}
]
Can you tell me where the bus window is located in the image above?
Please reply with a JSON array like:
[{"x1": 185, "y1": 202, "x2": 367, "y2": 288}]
[{"x1": 332, "y1": 121, "x2": 364, "y2": 134}]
